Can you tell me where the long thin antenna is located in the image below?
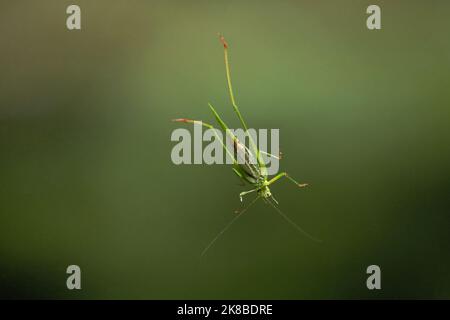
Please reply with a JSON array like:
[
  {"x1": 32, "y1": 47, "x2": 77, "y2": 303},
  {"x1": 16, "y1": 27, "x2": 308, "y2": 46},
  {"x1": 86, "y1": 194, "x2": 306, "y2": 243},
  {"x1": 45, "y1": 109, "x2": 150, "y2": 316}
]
[
  {"x1": 265, "y1": 198, "x2": 322, "y2": 243},
  {"x1": 201, "y1": 196, "x2": 260, "y2": 256}
]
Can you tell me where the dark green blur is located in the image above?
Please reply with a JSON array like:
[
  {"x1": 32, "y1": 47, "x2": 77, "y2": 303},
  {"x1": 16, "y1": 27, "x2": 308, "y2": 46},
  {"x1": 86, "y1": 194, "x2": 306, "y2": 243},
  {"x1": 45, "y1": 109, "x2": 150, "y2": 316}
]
[{"x1": 1, "y1": 0, "x2": 450, "y2": 299}]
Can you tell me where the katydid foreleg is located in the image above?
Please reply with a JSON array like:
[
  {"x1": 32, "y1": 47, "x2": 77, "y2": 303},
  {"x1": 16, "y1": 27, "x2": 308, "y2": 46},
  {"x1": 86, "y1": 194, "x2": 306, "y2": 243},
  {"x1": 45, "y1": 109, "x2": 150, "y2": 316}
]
[{"x1": 267, "y1": 172, "x2": 308, "y2": 188}]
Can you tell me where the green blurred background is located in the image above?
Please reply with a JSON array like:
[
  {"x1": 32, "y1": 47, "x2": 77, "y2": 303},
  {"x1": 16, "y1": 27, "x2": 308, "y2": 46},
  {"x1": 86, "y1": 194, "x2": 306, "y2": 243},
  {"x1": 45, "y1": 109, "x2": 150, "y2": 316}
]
[{"x1": 1, "y1": 0, "x2": 450, "y2": 299}]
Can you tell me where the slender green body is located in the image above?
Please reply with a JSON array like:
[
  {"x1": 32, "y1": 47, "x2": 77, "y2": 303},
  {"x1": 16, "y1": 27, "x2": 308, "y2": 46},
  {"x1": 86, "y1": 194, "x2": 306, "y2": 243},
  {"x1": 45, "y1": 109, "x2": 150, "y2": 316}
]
[{"x1": 173, "y1": 35, "x2": 319, "y2": 255}]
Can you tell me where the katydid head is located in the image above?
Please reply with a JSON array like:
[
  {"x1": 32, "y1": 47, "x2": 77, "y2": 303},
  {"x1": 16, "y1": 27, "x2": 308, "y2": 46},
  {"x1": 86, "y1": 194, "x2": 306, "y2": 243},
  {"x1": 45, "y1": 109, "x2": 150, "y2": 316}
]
[
  {"x1": 258, "y1": 177, "x2": 272, "y2": 199},
  {"x1": 258, "y1": 184, "x2": 272, "y2": 199}
]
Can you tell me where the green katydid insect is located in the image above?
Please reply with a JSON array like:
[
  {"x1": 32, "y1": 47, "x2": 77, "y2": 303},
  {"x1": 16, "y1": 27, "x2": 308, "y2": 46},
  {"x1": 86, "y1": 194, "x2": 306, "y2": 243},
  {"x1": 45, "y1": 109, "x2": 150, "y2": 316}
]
[{"x1": 173, "y1": 35, "x2": 320, "y2": 255}]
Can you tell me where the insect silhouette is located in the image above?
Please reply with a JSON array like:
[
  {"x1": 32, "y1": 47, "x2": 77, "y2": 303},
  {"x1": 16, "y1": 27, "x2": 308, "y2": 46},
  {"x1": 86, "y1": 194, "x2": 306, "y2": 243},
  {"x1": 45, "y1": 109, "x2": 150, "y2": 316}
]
[{"x1": 173, "y1": 35, "x2": 320, "y2": 255}]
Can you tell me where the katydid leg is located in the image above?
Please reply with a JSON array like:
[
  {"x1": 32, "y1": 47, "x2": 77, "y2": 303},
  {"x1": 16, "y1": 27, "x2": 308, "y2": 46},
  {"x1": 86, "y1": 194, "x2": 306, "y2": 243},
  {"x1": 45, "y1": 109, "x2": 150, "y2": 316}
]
[
  {"x1": 267, "y1": 172, "x2": 308, "y2": 188},
  {"x1": 239, "y1": 188, "x2": 258, "y2": 202}
]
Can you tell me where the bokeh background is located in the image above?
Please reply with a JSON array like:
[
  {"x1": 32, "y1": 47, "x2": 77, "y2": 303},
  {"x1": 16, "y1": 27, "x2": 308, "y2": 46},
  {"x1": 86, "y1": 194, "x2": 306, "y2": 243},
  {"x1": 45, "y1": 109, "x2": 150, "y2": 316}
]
[{"x1": 1, "y1": 0, "x2": 450, "y2": 299}]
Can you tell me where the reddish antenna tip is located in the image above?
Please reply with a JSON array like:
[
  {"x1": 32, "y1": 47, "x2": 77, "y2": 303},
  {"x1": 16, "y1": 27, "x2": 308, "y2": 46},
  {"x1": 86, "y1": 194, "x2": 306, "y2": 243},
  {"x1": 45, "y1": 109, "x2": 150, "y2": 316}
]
[
  {"x1": 218, "y1": 34, "x2": 228, "y2": 48},
  {"x1": 172, "y1": 118, "x2": 189, "y2": 123}
]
